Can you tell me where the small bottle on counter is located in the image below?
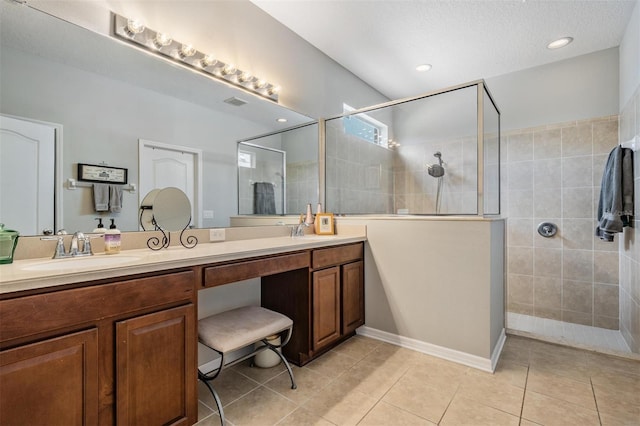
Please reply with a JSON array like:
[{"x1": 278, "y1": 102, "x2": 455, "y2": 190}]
[
  {"x1": 93, "y1": 218, "x2": 106, "y2": 233},
  {"x1": 104, "y1": 219, "x2": 121, "y2": 254}
]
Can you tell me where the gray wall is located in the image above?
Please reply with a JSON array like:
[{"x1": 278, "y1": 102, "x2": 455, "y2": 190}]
[{"x1": 487, "y1": 48, "x2": 619, "y2": 132}]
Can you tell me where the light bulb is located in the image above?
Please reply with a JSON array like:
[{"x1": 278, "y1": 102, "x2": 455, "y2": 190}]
[
  {"x1": 267, "y1": 85, "x2": 281, "y2": 95},
  {"x1": 253, "y1": 79, "x2": 267, "y2": 89},
  {"x1": 200, "y1": 54, "x2": 217, "y2": 68},
  {"x1": 179, "y1": 44, "x2": 196, "y2": 58},
  {"x1": 222, "y1": 64, "x2": 237, "y2": 76},
  {"x1": 152, "y1": 32, "x2": 172, "y2": 49},
  {"x1": 124, "y1": 19, "x2": 145, "y2": 37},
  {"x1": 238, "y1": 71, "x2": 253, "y2": 83}
]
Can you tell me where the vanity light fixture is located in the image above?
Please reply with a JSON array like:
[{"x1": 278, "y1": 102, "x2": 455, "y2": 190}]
[
  {"x1": 547, "y1": 37, "x2": 573, "y2": 49},
  {"x1": 112, "y1": 13, "x2": 280, "y2": 102},
  {"x1": 415, "y1": 63, "x2": 432, "y2": 72}
]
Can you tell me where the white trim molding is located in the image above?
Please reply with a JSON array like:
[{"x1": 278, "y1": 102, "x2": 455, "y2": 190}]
[{"x1": 357, "y1": 326, "x2": 506, "y2": 373}]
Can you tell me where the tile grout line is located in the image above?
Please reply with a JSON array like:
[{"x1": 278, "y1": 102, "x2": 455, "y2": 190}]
[
  {"x1": 589, "y1": 377, "x2": 603, "y2": 426},
  {"x1": 518, "y1": 364, "x2": 531, "y2": 425}
]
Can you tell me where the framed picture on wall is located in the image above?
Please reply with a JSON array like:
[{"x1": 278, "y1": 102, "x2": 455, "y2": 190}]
[{"x1": 315, "y1": 213, "x2": 335, "y2": 235}]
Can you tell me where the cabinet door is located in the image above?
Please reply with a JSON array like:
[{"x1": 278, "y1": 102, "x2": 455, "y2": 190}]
[
  {"x1": 0, "y1": 328, "x2": 99, "y2": 426},
  {"x1": 342, "y1": 261, "x2": 365, "y2": 335},
  {"x1": 312, "y1": 266, "x2": 341, "y2": 351},
  {"x1": 116, "y1": 304, "x2": 196, "y2": 426}
]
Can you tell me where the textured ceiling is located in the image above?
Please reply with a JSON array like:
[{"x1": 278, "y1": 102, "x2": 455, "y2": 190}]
[{"x1": 252, "y1": 0, "x2": 637, "y2": 100}]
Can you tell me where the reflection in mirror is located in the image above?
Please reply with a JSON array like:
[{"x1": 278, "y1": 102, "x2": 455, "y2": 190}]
[
  {"x1": 0, "y1": 3, "x2": 315, "y2": 235},
  {"x1": 238, "y1": 122, "x2": 319, "y2": 216},
  {"x1": 325, "y1": 84, "x2": 485, "y2": 215},
  {"x1": 139, "y1": 187, "x2": 197, "y2": 250}
]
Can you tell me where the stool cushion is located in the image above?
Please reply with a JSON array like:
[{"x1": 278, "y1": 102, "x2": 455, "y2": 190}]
[{"x1": 199, "y1": 306, "x2": 293, "y2": 353}]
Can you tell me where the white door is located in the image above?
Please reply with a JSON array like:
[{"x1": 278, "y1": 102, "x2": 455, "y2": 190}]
[
  {"x1": 0, "y1": 115, "x2": 56, "y2": 235},
  {"x1": 139, "y1": 139, "x2": 202, "y2": 229}
]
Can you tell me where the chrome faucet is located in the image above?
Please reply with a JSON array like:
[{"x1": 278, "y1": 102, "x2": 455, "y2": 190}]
[
  {"x1": 291, "y1": 222, "x2": 308, "y2": 238},
  {"x1": 41, "y1": 231, "x2": 97, "y2": 259}
]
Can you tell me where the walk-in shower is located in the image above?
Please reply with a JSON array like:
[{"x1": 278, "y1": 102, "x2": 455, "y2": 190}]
[{"x1": 323, "y1": 81, "x2": 500, "y2": 216}]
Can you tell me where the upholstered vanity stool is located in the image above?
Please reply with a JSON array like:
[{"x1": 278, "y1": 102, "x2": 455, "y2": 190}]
[{"x1": 197, "y1": 306, "x2": 297, "y2": 425}]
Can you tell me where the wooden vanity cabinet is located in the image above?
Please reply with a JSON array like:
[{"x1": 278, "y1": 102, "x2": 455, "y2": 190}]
[
  {"x1": 0, "y1": 269, "x2": 197, "y2": 426},
  {"x1": 262, "y1": 242, "x2": 365, "y2": 366}
]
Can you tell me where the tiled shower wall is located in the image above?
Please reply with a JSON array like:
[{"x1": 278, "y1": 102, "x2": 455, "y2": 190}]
[
  {"x1": 619, "y1": 86, "x2": 640, "y2": 352},
  {"x1": 393, "y1": 137, "x2": 478, "y2": 214},
  {"x1": 286, "y1": 161, "x2": 319, "y2": 215},
  {"x1": 503, "y1": 116, "x2": 621, "y2": 329},
  {"x1": 325, "y1": 119, "x2": 395, "y2": 214}
]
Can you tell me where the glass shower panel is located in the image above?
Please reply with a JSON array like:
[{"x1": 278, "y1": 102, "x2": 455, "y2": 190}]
[
  {"x1": 238, "y1": 142, "x2": 285, "y2": 215},
  {"x1": 325, "y1": 85, "x2": 478, "y2": 215},
  {"x1": 483, "y1": 87, "x2": 500, "y2": 215},
  {"x1": 237, "y1": 122, "x2": 319, "y2": 216}
]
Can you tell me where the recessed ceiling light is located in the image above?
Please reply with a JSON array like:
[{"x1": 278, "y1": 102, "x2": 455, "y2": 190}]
[
  {"x1": 276, "y1": 118, "x2": 287, "y2": 123},
  {"x1": 547, "y1": 37, "x2": 573, "y2": 50},
  {"x1": 415, "y1": 64, "x2": 432, "y2": 72}
]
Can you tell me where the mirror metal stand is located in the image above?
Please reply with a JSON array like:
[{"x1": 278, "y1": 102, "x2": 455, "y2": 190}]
[{"x1": 146, "y1": 218, "x2": 198, "y2": 251}]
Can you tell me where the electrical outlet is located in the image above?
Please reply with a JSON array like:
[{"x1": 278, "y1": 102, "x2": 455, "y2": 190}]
[
  {"x1": 203, "y1": 210, "x2": 214, "y2": 219},
  {"x1": 209, "y1": 228, "x2": 225, "y2": 242}
]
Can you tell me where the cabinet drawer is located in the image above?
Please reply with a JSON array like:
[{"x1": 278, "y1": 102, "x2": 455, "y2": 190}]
[
  {"x1": 203, "y1": 252, "x2": 310, "y2": 288},
  {"x1": 0, "y1": 270, "x2": 195, "y2": 344},
  {"x1": 312, "y1": 243, "x2": 363, "y2": 270}
]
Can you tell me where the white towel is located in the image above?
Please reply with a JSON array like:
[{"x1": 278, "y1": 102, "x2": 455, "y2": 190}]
[
  {"x1": 109, "y1": 185, "x2": 123, "y2": 213},
  {"x1": 93, "y1": 183, "x2": 109, "y2": 212}
]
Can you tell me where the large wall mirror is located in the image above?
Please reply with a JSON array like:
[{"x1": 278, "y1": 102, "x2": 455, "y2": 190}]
[{"x1": 0, "y1": 2, "x2": 317, "y2": 236}]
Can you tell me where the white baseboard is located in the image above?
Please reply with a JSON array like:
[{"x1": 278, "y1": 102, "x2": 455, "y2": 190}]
[{"x1": 357, "y1": 326, "x2": 505, "y2": 373}]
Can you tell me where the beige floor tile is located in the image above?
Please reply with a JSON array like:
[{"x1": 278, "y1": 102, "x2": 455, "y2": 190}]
[
  {"x1": 404, "y1": 354, "x2": 469, "y2": 394},
  {"x1": 381, "y1": 374, "x2": 455, "y2": 423},
  {"x1": 440, "y1": 395, "x2": 520, "y2": 426},
  {"x1": 194, "y1": 412, "x2": 225, "y2": 426},
  {"x1": 304, "y1": 351, "x2": 359, "y2": 380},
  {"x1": 522, "y1": 390, "x2": 600, "y2": 426},
  {"x1": 302, "y1": 380, "x2": 378, "y2": 426},
  {"x1": 599, "y1": 410, "x2": 640, "y2": 426},
  {"x1": 265, "y1": 365, "x2": 333, "y2": 405},
  {"x1": 358, "y1": 342, "x2": 423, "y2": 369},
  {"x1": 335, "y1": 358, "x2": 406, "y2": 399},
  {"x1": 519, "y1": 420, "x2": 542, "y2": 426},
  {"x1": 585, "y1": 352, "x2": 640, "y2": 376},
  {"x1": 500, "y1": 337, "x2": 531, "y2": 365},
  {"x1": 468, "y1": 359, "x2": 529, "y2": 388},
  {"x1": 233, "y1": 358, "x2": 287, "y2": 384},
  {"x1": 199, "y1": 369, "x2": 260, "y2": 408},
  {"x1": 330, "y1": 335, "x2": 381, "y2": 361},
  {"x1": 591, "y1": 367, "x2": 640, "y2": 393},
  {"x1": 593, "y1": 385, "x2": 640, "y2": 424},
  {"x1": 359, "y1": 401, "x2": 435, "y2": 426},
  {"x1": 223, "y1": 386, "x2": 297, "y2": 426},
  {"x1": 457, "y1": 372, "x2": 525, "y2": 416},
  {"x1": 198, "y1": 400, "x2": 215, "y2": 420},
  {"x1": 276, "y1": 407, "x2": 336, "y2": 426},
  {"x1": 526, "y1": 369, "x2": 597, "y2": 410}
]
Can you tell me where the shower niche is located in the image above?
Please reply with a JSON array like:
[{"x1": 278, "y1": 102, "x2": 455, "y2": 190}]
[{"x1": 324, "y1": 80, "x2": 500, "y2": 216}]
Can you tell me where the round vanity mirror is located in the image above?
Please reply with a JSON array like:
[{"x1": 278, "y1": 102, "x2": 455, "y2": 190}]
[{"x1": 152, "y1": 188, "x2": 192, "y2": 232}]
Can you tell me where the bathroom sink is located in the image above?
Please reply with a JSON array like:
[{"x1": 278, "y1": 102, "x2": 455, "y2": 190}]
[{"x1": 21, "y1": 255, "x2": 141, "y2": 272}]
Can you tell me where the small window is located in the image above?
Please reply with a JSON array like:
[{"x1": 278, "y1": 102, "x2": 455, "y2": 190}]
[
  {"x1": 238, "y1": 150, "x2": 255, "y2": 168},
  {"x1": 343, "y1": 104, "x2": 389, "y2": 148}
]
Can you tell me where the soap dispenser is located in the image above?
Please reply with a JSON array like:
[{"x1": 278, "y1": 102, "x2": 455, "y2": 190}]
[
  {"x1": 104, "y1": 219, "x2": 121, "y2": 254},
  {"x1": 93, "y1": 218, "x2": 106, "y2": 233}
]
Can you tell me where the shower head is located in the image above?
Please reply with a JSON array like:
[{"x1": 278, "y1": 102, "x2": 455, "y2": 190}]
[
  {"x1": 426, "y1": 151, "x2": 445, "y2": 177},
  {"x1": 434, "y1": 151, "x2": 443, "y2": 166},
  {"x1": 427, "y1": 163, "x2": 445, "y2": 178}
]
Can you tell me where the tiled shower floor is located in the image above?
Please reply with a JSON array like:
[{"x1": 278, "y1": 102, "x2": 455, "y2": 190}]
[{"x1": 507, "y1": 312, "x2": 636, "y2": 357}]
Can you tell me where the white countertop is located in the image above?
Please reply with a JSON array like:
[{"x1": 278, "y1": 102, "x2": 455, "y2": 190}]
[{"x1": 0, "y1": 235, "x2": 366, "y2": 295}]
